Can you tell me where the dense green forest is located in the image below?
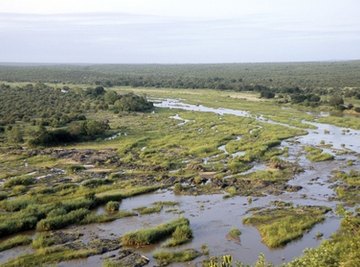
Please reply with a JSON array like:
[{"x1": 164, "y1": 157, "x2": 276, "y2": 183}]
[
  {"x1": 1, "y1": 61, "x2": 360, "y2": 109},
  {"x1": 0, "y1": 83, "x2": 153, "y2": 146},
  {"x1": 1, "y1": 61, "x2": 360, "y2": 89}
]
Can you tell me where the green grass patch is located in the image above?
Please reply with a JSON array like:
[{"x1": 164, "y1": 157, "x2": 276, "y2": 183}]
[
  {"x1": 304, "y1": 146, "x2": 334, "y2": 162},
  {"x1": 286, "y1": 213, "x2": 360, "y2": 267},
  {"x1": 133, "y1": 204, "x2": 162, "y2": 215},
  {"x1": 1, "y1": 246, "x2": 97, "y2": 267},
  {"x1": 162, "y1": 224, "x2": 193, "y2": 247},
  {"x1": 243, "y1": 205, "x2": 330, "y2": 248},
  {"x1": 36, "y1": 208, "x2": 90, "y2": 231},
  {"x1": 80, "y1": 210, "x2": 136, "y2": 225},
  {"x1": 0, "y1": 235, "x2": 32, "y2": 252},
  {"x1": 105, "y1": 201, "x2": 120, "y2": 213},
  {"x1": 153, "y1": 248, "x2": 200, "y2": 266},
  {"x1": 227, "y1": 227, "x2": 241, "y2": 242},
  {"x1": 121, "y1": 217, "x2": 190, "y2": 247}
]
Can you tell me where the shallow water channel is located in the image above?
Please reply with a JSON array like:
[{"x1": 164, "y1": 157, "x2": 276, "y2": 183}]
[{"x1": 2, "y1": 99, "x2": 359, "y2": 266}]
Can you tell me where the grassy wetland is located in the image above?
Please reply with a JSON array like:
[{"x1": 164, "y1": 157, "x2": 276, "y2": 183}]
[{"x1": 0, "y1": 63, "x2": 359, "y2": 267}]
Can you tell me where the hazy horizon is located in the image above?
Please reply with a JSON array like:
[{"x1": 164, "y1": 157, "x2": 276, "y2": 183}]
[{"x1": 1, "y1": 0, "x2": 360, "y2": 64}]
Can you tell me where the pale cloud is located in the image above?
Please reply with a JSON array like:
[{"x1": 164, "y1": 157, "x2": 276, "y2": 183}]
[{"x1": 0, "y1": 0, "x2": 359, "y2": 63}]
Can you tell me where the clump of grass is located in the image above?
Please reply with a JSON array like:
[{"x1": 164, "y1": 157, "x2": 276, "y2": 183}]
[
  {"x1": 0, "y1": 197, "x2": 35, "y2": 212},
  {"x1": 153, "y1": 201, "x2": 178, "y2": 206},
  {"x1": 105, "y1": 201, "x2": 120, "y2": 213},
  {"x1": 32, "y1": 231, "x2": 81, "y2": 249},
  {"x1": 66, "y1": 165, "x2": 86, "y2": 173},
  {"x1": 201, "y1": 244, "x2": 209, "y2": 256},
  {"x1": 80, "y1": 210, "x2": 136, "y2": 224},
  {"x1": 121, "y1": 217, "x2": 189, "y2": 247},
  {"x1": 304, "y1": 146, "x2": 334, "y2": 162},
  {"x1": 163, "y1": 224, "x2": 193, "y2": 247},
  {"x1": 95, "y1": 185, "x2": 160, "y2": 204},
  {"x1": 0, "y1": 235, "x2": 32, "y2": 252},
  {"x1": 3, "y1": 175, "x2": 35, "y2": 188},
  {"x1": 1, "y1": 246, "x2": 97, "y2": 267},
  {"x1": 173, "y1": 183, "x2": 183, "y2": 194},
  {"x1": 225, "y1": 186, "x2": 237, "y2": 197},
  {"x1": 243, "y1": 205, "x2": 330, "y2": 248},
  {"x1": 227, "y1": 227, "x2": 241, "y2": 242},
  {"x1": 153, "y1": 249, "x2": 200, "y2": 266},
  {"x1": 36, "y1": 208, "x2": 90, "y2": 231},
  {"x1": 0, "y1": 191, "x2": 8, "y2": 200},
  {"x1": 134, "y1": 204, "x2": 162, "y2": 215}
]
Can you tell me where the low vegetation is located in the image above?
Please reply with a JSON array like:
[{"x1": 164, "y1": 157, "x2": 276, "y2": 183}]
[
  {"x1": 0, "y1": 235, "x2": 32, "y2": 252},
  {"x1": 331, "y1": 170, "x2": 360, "y2": 206},
  {"x1": 243, "y1": 204, "x2": 330, "y2": 248},
  {"x1": 304, "y1": 146, "x2": 334, "y2": 162},
  {"x1": 162, "y1": 224, "x2": 193, "y2": 247},
  {"x1": 105, "y1": 201, "x2": 120, "y2": 213},
  {"x1": 286, "y1": 212, "x2": 360, "y2": 267},
  {"x1": 0, "y1": 246, "x2": 97, "y2": 267},
  {"x1": 153, "y1": 248, "x2": 201, "y2": 266},
  {"x1": 121, "y1": 217, "x2": 190, "y2": 247},
  {"x1": 226, "y1": 227, "x2": 241, "y2": 243}
]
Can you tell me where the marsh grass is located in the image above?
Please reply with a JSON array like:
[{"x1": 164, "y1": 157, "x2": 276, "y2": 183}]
[
  {"x1": 105, "y1": 201, "x2": 120, "y2": 213},
  {"x1": 153, "y1": 248, "x2": 200, "y2": 266},
  {"x1": 121, "y1": 217, "x2": 189, "y2": 247},
  {"x1": 227, "y1": 227, "x2": 241, "y2": 242},
  {"x1": 95, "y1": 185, "x2": 161, "y2": 204},
  {"x1": 134, "y1": 205, "x2": 162, "y2": 215},
  {"x1": 0, "y1": 235, "x2": 32, "y2": 252},
  {"x1": 332, "y1": 170, "x2": 360, "y2": 205},
  {"x1": 36, "y1": 208, "x2": 90, "y2": 231},
  {"x1": 162, "y1": 224, "x2": 193, "y2": 247},
  {"x1": 243, "y1": 205, "x2": 330, "y2": 248},
  {"x1": 304, "y1": 146, "x2": 334, "y2": 162},
  {"x1": 287, "y1": 213, "x2": 360, "y2": 267},
  {"x1": 1, "y1": 246, "x2": 97, "y2": 267},
  {"x1": 80, "y1": 210, "x2": 136, "y2": 224}
]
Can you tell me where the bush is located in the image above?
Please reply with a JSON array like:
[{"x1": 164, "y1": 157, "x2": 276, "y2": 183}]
[
  {"x1": 328, "y1": 95, "x2": 344, "y2": 107},
  {"x1": 113, "y1": 93, "x2": 153, "y2": 112}
]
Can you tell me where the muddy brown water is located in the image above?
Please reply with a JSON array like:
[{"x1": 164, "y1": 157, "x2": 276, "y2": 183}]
[{"x1": 1, "y1": 99, "x2": 359, "y2": 266}]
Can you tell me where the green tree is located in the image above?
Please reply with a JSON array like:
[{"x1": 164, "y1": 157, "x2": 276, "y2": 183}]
[
  {"x1": 104, "y1": 91, "x2": 119, "y2": 104},
  {"x1": 328, "y1": 95, "x2": 344, "y2": 107}
]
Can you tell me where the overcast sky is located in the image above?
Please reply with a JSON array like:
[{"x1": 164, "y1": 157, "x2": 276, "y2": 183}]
[{"x1": 0, "y1": 0, "x2": 359, "y2": 63}]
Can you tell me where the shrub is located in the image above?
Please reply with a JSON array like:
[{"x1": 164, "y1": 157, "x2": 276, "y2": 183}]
[{"x1": 113, "y1": 93, "x2": 153, "y2": 112}]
